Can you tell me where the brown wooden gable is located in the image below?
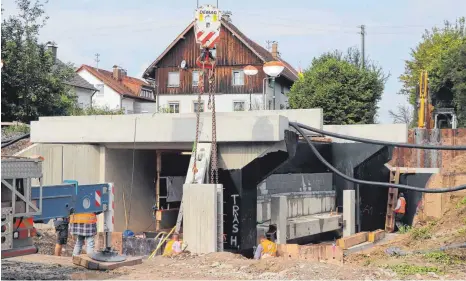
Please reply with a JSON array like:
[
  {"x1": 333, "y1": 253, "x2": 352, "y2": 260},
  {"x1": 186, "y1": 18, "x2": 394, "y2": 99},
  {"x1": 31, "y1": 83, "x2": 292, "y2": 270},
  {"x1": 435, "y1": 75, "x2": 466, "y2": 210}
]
[
  {"x1": 146, "y1": 20, "x2": 297, "y2": 95},
  {"x1": 155, "y1": 24, "x2": 263, "y2": 68}
]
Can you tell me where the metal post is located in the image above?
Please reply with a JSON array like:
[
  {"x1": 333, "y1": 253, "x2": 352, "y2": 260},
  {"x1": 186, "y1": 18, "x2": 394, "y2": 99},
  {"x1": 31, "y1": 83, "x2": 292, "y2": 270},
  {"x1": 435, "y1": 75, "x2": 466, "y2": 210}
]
[
  {"x1": 262, "y1": 77, "x2": 268, "y2": 110},
  {"x1": 272, "y1": 77, "x2": 276, "y2": 110},
  {"x1": 249, "y1": 89, "x2": 252, "y2": 111},
  {"x1": 360, "y1": 25, "x2": 365, "y2": 69}
]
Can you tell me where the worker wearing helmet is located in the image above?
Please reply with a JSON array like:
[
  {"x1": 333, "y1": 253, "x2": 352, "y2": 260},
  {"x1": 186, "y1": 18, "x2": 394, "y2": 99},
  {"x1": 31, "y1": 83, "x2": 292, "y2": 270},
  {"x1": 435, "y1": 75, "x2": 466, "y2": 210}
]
[
  {"x1": 253, "y1": 235, "x2": 277, "y2": 260},
  {"x1": 69, "y1": 212, "x2": 97, "y2": 256},
  {"x1": 394, "y1": 193, "x2": 406, "y2": 230}
]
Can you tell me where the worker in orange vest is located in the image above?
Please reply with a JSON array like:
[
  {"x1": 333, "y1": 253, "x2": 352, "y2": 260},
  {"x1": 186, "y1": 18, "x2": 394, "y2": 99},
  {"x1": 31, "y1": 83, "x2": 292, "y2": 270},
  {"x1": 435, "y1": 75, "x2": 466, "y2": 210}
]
[
  {"x1": 69, "y1": 213, "x2": 97, "y2": 256},
  {"x1": 394, "y1": 193, "x2": 406, "y2": 230},
  {"x1": 253, "y1": 235, "x2": 277, "y2": 259}
]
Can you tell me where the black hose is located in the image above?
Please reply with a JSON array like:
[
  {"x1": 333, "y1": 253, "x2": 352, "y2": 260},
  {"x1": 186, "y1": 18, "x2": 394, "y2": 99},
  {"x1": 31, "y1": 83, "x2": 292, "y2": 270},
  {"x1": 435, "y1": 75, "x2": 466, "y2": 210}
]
[
  {"x1": 291, "y1": 122, "x2": 466, "y2": 151},
  {"x1": 289, "y1": 123, "x2": 466, "y2": 193},
  {"x1": 1, "y1": 133, "x2": 30, "y2": 148}
]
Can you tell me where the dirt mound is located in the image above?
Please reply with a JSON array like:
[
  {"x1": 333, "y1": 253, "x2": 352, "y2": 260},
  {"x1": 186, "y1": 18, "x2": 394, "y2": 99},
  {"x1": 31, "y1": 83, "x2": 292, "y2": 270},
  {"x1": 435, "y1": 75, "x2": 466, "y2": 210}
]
[
  {"x1": 442, "y1": 153, "x2": 466, "y2": 174},
  {"x1": 34, "y1": 229, "x2": 75, "y2": 256}
]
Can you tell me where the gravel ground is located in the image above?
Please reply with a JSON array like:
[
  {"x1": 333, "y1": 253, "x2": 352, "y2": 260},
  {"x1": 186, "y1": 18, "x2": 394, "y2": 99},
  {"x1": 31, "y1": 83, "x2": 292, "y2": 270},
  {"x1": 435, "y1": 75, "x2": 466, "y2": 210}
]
[{"x1": 1, "y1": 126, "x2": 31, "y2": 156}]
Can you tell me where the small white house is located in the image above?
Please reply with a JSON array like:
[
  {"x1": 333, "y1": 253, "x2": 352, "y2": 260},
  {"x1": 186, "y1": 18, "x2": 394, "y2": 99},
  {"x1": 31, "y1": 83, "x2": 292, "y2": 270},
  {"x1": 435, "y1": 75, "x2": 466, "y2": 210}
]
[
  {"x1": 76, "y1": 65, "x2": 156, "y2": 114},
  {"x1": 47, "y1": 44, "x2": 97, "y2": 108}
]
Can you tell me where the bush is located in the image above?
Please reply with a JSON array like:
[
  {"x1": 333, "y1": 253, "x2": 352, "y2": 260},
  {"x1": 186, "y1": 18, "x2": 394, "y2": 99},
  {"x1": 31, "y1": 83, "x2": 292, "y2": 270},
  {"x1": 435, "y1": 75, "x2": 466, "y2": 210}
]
[
  {"x1": 410, "y1": 226, "x2": 432, "y2": 240},
  {"x1": 3, "y1": 124, "x2": 30, "y2": 135},
  {"x1": 388, "y1": 264, "x2": 442, "y2": 276},
  {"x1": 70, "y1": 106, "x2": 124, "y2": 116}
]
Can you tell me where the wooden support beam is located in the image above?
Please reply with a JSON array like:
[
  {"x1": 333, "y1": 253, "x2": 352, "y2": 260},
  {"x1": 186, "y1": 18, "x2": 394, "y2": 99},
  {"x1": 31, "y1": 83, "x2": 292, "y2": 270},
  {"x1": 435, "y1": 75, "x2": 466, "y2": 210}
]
[
  {"x1": 368, "y1": 229, "x2": 385, "y2": 243},
  {"x1": 72, "y1": 255, "x2": 142, "y2": 270},
  {"x1": 336, "y1": 232, "x2": 368, "y2": 250}
]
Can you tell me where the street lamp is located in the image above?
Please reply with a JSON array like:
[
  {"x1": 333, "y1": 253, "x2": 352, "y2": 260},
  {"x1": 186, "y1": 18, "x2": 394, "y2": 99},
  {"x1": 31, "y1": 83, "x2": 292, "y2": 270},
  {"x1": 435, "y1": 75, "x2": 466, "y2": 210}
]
[
  {"x1": 263, "y1": 61, "x2": 285, "y2": 110},
  {"x1": 244, "y1": 65, "x2": 258, "y2": 110}
]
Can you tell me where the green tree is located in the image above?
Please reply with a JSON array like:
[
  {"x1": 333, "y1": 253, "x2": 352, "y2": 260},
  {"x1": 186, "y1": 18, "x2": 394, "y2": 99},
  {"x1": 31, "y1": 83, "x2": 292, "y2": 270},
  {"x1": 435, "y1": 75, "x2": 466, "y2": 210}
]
[
  {"x1": 1, "y1": 0, "x2": 76, "y2": 123},
  {"x1": 399, "y1": 18, "x2": 465, "y2": 121},
  {"x1": 432, "y1": 40, "x2": 466, "y2": 126},
  {"x1": 288, "y1": 47, "x2": 387, "y2": 125}
]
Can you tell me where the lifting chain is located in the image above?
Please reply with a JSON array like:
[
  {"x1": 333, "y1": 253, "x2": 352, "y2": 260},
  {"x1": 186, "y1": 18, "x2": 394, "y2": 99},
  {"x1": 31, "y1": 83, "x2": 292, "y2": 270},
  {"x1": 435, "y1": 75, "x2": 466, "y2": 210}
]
[
  {"x1": 208, "y1": 67, "x2": 218, "y2": 184},
  {"x1": 192, "y1": 48, "x2": 219, "y2": 184},
  {"x1": 192, "y1": 63, "x2": 205, "y2": 176}
]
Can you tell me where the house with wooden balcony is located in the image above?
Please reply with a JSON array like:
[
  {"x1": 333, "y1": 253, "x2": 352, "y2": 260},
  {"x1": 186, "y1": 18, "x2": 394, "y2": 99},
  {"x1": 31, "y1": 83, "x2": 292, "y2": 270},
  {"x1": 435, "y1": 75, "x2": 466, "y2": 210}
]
[{"x1": 143, "y1": 15, "x2": 298, "y2": 113}]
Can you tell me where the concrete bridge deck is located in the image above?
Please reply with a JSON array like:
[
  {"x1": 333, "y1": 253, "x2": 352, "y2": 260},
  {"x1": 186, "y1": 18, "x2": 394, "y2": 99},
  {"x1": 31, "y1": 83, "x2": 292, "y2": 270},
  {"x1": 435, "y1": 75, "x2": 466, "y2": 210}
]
[{"x1": 24, "y1": 109, "x2": 409, "y2": 253}]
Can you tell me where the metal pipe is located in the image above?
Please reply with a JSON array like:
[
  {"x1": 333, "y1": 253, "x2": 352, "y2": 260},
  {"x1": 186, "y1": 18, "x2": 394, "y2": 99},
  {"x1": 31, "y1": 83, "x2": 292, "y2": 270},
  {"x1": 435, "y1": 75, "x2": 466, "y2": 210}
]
[
  {"x1": 272, "y1": 77, "x2": 276, "y2": 110},
  {"x1": 262, "y1": 77, "x2": 269, "y2": 110}
]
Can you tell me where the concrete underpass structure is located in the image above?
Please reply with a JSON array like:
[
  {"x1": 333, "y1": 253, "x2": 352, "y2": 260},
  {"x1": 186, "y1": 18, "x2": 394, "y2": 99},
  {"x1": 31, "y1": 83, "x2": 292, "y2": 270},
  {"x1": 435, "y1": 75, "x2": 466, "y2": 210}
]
[{"x1": 23, "y1": 109, "x2": 408, "y2": 255}]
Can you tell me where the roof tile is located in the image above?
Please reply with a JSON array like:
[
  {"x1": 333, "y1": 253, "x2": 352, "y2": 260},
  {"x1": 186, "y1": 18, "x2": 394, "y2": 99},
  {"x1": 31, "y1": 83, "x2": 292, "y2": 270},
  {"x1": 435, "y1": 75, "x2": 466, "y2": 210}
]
[{"x1": 77, "y1": 65, "x2": 155, "y2": 102}]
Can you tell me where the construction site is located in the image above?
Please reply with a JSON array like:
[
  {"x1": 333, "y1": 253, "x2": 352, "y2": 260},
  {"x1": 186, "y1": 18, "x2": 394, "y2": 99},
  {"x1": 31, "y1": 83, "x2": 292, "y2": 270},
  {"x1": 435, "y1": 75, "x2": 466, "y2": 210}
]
[{"x1": 2, "y1": 4, "x2": 466, "y2": 281}]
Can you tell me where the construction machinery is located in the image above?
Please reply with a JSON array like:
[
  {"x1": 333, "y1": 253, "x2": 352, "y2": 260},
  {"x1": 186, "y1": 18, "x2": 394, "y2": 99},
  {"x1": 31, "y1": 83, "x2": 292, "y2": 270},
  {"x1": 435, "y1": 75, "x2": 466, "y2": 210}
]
[{"x1": 1, "y1": 156, "x2": 124, "y2": 261}]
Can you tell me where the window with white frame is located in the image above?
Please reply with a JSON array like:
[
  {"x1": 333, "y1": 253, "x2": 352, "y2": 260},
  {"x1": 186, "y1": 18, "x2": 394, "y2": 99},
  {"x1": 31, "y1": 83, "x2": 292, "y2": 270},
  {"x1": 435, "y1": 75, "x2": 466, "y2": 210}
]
[
  {"x1": 140, "y1": 89, "x2": 153, "y2": 99},
  {"x1": 193, "y1": 101, "x2": 204, "y2": 113},
  {"x1": 168, "y1": 72, "x2": 180, "y2": 87},
  {"x1": 232, "y1": 70, "x2": 244, "y2": 86},
  {"x1": 233, "y1": 101, "x2": 245, "y2": 111},
  {"x1": 168, "y1": 102, "x2": 180, "y2": 113},
  {"x1": 95, "y1": 84, "x2": 104, "y2": 96},
  {"x1": 192, "y1": 71, "x2": 200, "y2": 87}
]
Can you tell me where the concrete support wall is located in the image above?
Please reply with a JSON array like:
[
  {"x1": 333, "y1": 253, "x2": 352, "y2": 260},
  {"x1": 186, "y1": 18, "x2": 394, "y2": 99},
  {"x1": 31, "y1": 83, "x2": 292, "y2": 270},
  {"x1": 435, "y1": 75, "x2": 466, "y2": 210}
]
[
  {"x1": 259, "y1": 173, "x2": 333, "y2": 196},
  {"x1": 16, "y1": 143, "x2": 101, "y2": 186},
  {"x1": 271, "y1": 196, "x2": 287, "y2": 244},
  {"x1": 104, "y1": 148, "x2": 156, "y2": 232},
  {"x1": 343, "y1": 190, "x2": 355, "y2": 237},
  {"x1": 323, "y1": 124, "x2": 408, "y2": 143},
  {"x1": 183, "y1": 184, "x2": 220, "y2": 254},
  {"x1": 286, "y1": 213, "x2": 341, "y2": 240},
  {"x1": 257, "y1": 191, "x2": 335, "y2": 222}
]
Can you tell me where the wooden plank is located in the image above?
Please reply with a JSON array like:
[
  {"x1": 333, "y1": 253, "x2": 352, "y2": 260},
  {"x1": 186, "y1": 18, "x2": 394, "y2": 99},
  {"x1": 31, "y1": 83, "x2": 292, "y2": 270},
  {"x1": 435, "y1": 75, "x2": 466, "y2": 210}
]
[
  {"x1": 72, "y1": 254, "x2": 142, "y2": 270},
  {"x1": 277, "y1": 244, "x2": 343, "y2": 265},
  {"x1": 336, "y1": 232, "x2": 368, "y2": 250},
  {"x1": 384, "y1": 169, "x2": 400, "y2": 232},
  {"x1": 368, "y1": 229, "x2": 385, "y2": 243},
  {"x1": 94, "y1": 232, "x2": 123, "y2": 254}
]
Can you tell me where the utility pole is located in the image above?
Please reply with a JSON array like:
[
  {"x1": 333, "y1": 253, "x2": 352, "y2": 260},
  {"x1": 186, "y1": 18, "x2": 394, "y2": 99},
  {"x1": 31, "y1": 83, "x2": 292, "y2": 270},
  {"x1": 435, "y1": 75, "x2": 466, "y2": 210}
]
[
  {"x1": 95, "y1": 53, "x2": 100, "y2": 70},
  {"x1": 360, "y1": 25, "x2": 365, "y2": 69}
]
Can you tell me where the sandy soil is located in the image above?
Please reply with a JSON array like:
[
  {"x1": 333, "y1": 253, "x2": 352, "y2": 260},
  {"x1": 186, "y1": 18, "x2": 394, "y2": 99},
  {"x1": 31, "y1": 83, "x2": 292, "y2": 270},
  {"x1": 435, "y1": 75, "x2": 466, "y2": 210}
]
[{"x1": 3, "y1": 253, "x2": 394, "y2": 280}]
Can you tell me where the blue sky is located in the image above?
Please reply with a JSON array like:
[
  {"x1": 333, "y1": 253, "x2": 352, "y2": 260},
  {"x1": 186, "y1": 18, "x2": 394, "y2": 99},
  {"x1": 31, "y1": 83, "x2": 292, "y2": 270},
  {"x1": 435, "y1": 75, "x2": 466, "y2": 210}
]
[{"x1": 3, "y1": 0, "x2": 466, "y2": 123}]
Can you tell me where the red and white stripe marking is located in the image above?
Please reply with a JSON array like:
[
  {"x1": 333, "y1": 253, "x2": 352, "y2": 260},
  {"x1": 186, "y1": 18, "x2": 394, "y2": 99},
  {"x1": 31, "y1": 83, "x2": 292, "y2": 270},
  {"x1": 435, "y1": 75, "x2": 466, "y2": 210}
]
[
  {"x1": 95, "y1": 190, "x2": 101, "y2": 207},
  {"x1": 196, "y1": 31, "x2": 219, "y2": 49}
]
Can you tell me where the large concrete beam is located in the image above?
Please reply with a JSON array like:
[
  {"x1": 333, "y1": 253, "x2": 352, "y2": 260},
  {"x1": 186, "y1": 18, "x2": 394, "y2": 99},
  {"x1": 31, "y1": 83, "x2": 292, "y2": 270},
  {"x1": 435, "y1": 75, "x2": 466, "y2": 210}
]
[
  {"x1": 323, "y1": 124, "x2": 408, "y2": 143},
  {"x1": 30, "y1": 109, "x2": 323, "y2": 144}
]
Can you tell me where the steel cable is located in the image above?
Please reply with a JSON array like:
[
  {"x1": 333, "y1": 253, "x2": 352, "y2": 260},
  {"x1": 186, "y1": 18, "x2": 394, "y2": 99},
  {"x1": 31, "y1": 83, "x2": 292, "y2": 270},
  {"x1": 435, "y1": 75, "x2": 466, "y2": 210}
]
[
  {"x1": 289, "y1": 123, "x2": 466, "y2": 193},
  {"x1": 291, "y1": 122, "x2": 466, "y2": 150}
]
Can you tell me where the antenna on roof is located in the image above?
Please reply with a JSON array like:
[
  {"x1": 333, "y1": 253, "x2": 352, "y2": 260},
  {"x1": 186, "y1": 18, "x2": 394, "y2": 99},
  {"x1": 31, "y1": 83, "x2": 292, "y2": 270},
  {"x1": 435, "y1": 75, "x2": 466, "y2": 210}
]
[
  {"x1": 265, "y1": 40, "x2": 277, "y2": 52},
  {"x1": 95, "y1": 53, "x2": 100, "y2": 71}
]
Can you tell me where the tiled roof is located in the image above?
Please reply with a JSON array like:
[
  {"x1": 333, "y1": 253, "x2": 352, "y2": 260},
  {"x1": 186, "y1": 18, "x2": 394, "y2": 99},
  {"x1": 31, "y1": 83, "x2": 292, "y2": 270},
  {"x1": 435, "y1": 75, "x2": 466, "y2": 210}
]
[
  {"x1": 143, "y1": 20, "x2": 298, "y2": 82},
  {"x1": 55, "y1": 59, "x2": 96, "y2": 91},
  {"x1": 76, "y1": 65, "x2": 155, "y2": 102},
  {"x1": 222, "y1": 20, "x2": 298, "y2": 81}
]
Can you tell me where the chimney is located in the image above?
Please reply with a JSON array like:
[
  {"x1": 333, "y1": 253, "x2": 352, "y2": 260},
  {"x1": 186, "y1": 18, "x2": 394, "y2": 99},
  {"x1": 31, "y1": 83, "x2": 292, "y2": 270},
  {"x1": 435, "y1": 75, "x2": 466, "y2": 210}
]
[
  {"x1": 271, "y1": 42, "x2": 279, "y2": 59},
  {"x1": 222, "y1": 11, "x2": 232, "y2": 22},
  {"x1": 47, "y1": 42, "x2": 57, "y2": 64},
  {"x1": 113, "y1": 65, "x2": 127, "y2": 81}
]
